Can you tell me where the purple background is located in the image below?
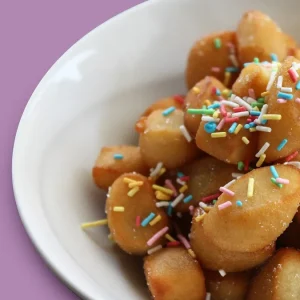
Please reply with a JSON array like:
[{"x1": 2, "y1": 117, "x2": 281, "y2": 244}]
[{"x1": 0, "y1": 0, "x2": 143, "y2": 298}]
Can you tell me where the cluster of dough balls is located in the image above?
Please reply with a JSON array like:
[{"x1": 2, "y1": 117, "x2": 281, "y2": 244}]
[{"x1": 86, "y1": 10, "x2": 300, "y2": 300}]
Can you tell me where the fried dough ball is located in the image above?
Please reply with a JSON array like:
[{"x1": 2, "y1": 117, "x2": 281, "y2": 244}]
[
  {"x1": 175, "y1": 156, "x2": 236, "y2": 213},
  {"x1": 195, "y1": 117, "x2": 258, "y2": 164},
  {"x1": 190, "y1": 210, "x2": 274, "y2": 272},
  {"x1": 141, "y1": 96, "x2": 185, "y2": 118},
  {"x1": 186, "y1": 31, "x2": 238, "y2": 89},
  {"x1": 258, "y1": 57, "x2": 300, "y2": 163},
  {"x1": 144, "y1": 247, "x2": 206, "y2": 300},
  {"x1": 184, "y1": 76, "x2": 226, "y2": 137},
  {"x1": 203, "y1": 165, "x2": 300, "y2": 252},
  {"x1": 107, "y1": 173, "x2": 169, "y2": 255},
  {"x1": 92, "y1": 145, "x2": 148, "y2": 189},
  {"x1": 205, "y1": 270, "x2": 252, "y2": 300},
  {"x1": 247, "y1": 248, "x2": 300, "y2": 300},
  {"x1": 285, "y1": 33, "x2": 298, "y2": 56},
  {"x1": 237, "y1": 11, "x2": 287, "y2": 64},
  {"x1": 232, "y1": 63, "x2": 272, "y2": 98},
  {"x1": 138, "y1": 109, "x2": 199, "y2": 169}
]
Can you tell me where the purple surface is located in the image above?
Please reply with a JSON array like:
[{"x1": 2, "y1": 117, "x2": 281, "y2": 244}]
[{"x1": 0, "y1": 0, "x2": 143, "y2": 299}]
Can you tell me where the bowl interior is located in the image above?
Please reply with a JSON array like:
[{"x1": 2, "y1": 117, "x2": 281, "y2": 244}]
[{"x1": 12, "y1": 0, "x2": 300, "y2": 299}]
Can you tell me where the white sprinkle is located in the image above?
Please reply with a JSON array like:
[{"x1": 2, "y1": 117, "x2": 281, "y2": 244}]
[
  {"x1": 150, "y1": 162, "x2": 163, "y2": 177},
  {"x1": 223, "y1": 179, "x2": 236, "y2": 189},
  {"x1": 232, "y1": 172, "x2": 244, "y2": 178},
  {"x1": 147, "y1": 245, "x2": 162, "y2": 255},
  {"x1": 156, "y1": 201, "x2": 170, "y2": 208},
  {"x1": 266, "y1": 71, "x2": 277, "y2": 91},
  {"x1": 219, "y1": 269, "x2": 227, "y2": 277},
  {"x1": 179, "y1": 125, "x2": 192, "y2": 142},
  {"x1": 281, "y1": 87, "x2": 293, "y2": 93},
  {"x1": 246, "y1": 97, "x2": 256, "y2": 104},
  {"x1": 233, "y1": 96, "x2": 252, "y2": 111},
  {"x1": 229, "y1": 54, "x2": 239, "y2": 67},
  {"x1": 277, "y1": 75, "x2": 283, "y2": 88},
  {"x1": 220, "y1": 100, "x2": 239, "y2": 108},
  {"x1": 256, "y1": 126, "x2": 272, "y2": 132},
  {"x1": 256, "y1": 142, "x2": 270, "y2": 158},
  {"x1": 199, "y1": 202, "x2": 208, "y2": 209},
  {"x1": 256, "y1": 104, "x2": 268, "y2": 124},
  {"x1": 284, "y1": 161, "x2": 300, "y2": 169},
  {"x1": 205, "y1": 293, "x2": 211, "y2": 300},
  {"x1": 176, "y1": 178, "x2": 185, "y2": 185},
  {"x1": 171, "y1": 193, "x2": 184, "y2": 207},
  {"x1": 293, "y1": 63, "x2": 300, "y2": 71},
  {"x1": 201, "y1": 116, "x2": 220, "y2": 122},
  {"x1": 231, "y1": 111, "x2": 249, "y2": 118},
  {"x1": 230, "y1": 94, "x2": 236, "y2": 101}
]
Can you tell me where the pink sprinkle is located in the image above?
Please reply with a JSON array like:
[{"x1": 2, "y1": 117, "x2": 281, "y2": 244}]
[
  {"x1": 216, "y1": 117, "x2": 226, "y2": 131},
  {"x1": 276, "y1": 178, "x2": 290, "y2": 184},
  {"x1": 147, "y1": 227, "x2": 169, "y2": 246},
  {"x1": 211, "y1": 86, "x2": 217, "y2": 94},
  {"x1": 165, "y1": 179, "x2": 178, "y2": 196},
  {"x1": 225, "y1": 117, "x2": 239, "y2": 123},
  {"x1": 177, "y1": 234, "x2": 191, "y2": 249},
  {"x1": 218, "y1": 201, "x2": 232, "y2": 210},
  {"x1": 277, "y1": 99, "x2": 287, "y2": 104},
  {"x1": 211, "y1": 67, "x2": 221, "y2": 73},
  {"x1": 136, "y1": 216, "x2": 141, "y2": 227},
  {"x1": 219, "y1": 187, "x2": 235, "y2": 196},
  {"x1": 220, "y1": 104, "x2": 227, "y2": 117},
  {"x1": 189, "y1": 205, "x2": 195, "y2": 215},
  {"x1": 217, "y1": 95, "x2": 225, "y2": 101},
  {"x1": 202, "y1": 193, "x2": 222, "y2": 203},
  {"x1": 248, "y1": 88, "x2": 256, "y2": 99},
  {"x1": 288, "y1": 68, "x2": 298, "y2": 83},
  {"x1": 173, "y1": 95, "x2": 185, "y2": 105},
  {"x1": 296, "y1": 98, "x2": 300, "y2": 104}
]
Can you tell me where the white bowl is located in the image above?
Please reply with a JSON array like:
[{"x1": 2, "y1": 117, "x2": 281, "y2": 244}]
[{"x1": 12, "y1": 0, "x2": 300, "y2": 299}]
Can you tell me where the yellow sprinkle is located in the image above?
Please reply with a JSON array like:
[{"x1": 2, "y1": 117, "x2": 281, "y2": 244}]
[
  {"x1": 224, "y1": 72, "x2": 231, "y2": 86},
  {"x1": 256, "y1": 154, "x2": 266, "y2": 167},
  {"x1": 234, "y1": 124, "x2": 243, "y2": 135},
  {"x1": 202, "y1": 206, "x2": 212, "y2": 213},
  {"x1": 247, "y1": 178, "x2": 255, "y2": 198},
  {"x1": 211, "y1": 132, "x2": 227, "y2": 138},
  {"x1": 127, "y1": 186, "x2": 140, "y2": 197},
  {"x1": 165, "y1": 234, "x2": 176, "y2": 242},
  {"x1": 108, "y1": 233, "x2": 114, "y2": 241},
  {"x1": 150, "y1": 215, "x2": 162, "y2": 226},
  {"x1": 128, "y1": 181, "x2": 144, "y2": 188},
  {"x1": 155, "y1": 191, "x2": 171, "y2": 201},
  {"x1": 213, "y1": 111, "x2": 220, "y2": 118},
  {"x1": 188, "y1": 248, "x2": 196, "y2": 258},
  {"x1": 123, "y1": 177, "x2": 137, "y2": 184},
  {"x1": 195, "y1": 213, "x2": 206, "y2": 222},
  {"x1": 249, "y1": 127, "x2": 257, "y2": 132},
  {"x1": 113, "y1": 206, "x2": 125, "y2": 212},
  {"x1": 179, "y1": 185, "x2": 188, "y2": 193},
  {"x1": 152, "y1": 184, "x2": 173, "y2": 195},
  {"x1": 159, "y1": 167, "x2": 166, "y2": 176},
  {"x1": 192, "y1": 86, "x2": 201, "y2": 94},
  {"x1": 222, "y1": 89, "x2": 230, "y2": 97},
  {"x1": 204, "y1": 99, "x2": 211, "y2": 106},
  {"x1": 262, "y1": 114, "x2": 282, "y2": 120},
  {"x1": 242, "y1": 136, "x2": 250, "y2": 145},
  {"x1": 261, "y1": 91, "x2": 269, "y2": 97},
  {"x1": 81, "y1": 219, "x2": 108, "y2": 229},
  {"x1": 252, "y1": 106, "x2": 259, "y2": 111}
]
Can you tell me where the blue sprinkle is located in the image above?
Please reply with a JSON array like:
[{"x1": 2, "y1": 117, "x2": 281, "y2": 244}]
[
  {"x1": 162, "y1": 106, "x2": 175, "y2": 116},
  {"x1": 250, "y1": 111, "x2": 260, "y2": 116},
  {"x1": 270, "y1": 53, "x2": 278, "y2": 62},
  {"x1": 183, "y1": 195, "x2": 193, "y2": 204},
  {"x1": 261, "y1": 119, "x2": 268, "y2": 125},
  {"x1": 204, "y1": 122, "x2": 217, "y2": 133},
  {"x1": 244, "y1": 122, "x2": 256, "y2": 129},
  {"x1": 141, "y1": 213, "x2": 156, "y2": 227},
  {"x1": 244, "y1": 124, "x2": 250, "y2": 129},
  {"x1": 277, "y1": 139, "x2": 288, "y2": 151},
  {"x1": 167, "y1": 204, "x2": 173, "y2": 216},
  {"x1": 270, "y1": 166, "x2": 279, "y2": 179},
  {"x1": 228, "y1": 122, "x2": 238, "y2": 134},
  {"x1": 208, "y1": 103, "x2": 221, "y2": 109},
  {"x1": 216, "y1": 89, "x2": 221, "y2": 96},
  {"x1": 236, "y1": 200, "x2": 243, "y2": 207},
  {"x1": 225, "y1": 67, "x2": 239, "y2": 73},
  {"x1": 277, "y1": 92, "x2": 293, "y2": 100},
  {"x1": 296, "y1": 81, "x2": 300, "y2": 90},
  {"x1": 177, "y1": 172, "x2": 184, "y2": 178},
  {"x1": 113, "y1": 153, "x2": 124, "y2": 160}
]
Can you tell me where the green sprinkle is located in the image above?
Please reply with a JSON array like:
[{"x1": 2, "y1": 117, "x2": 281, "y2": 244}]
[
  {"x1": 271, "y1": 177, "x2": 283, "y2": 188},
  {"x1": 187, "y1": 108, "x2": 215, "y2": 115},
  {"x1": 238, "y1": 161, "x2": 244, "y2": 171},
  {"x1": 214, "y1": 38, "x2": 221, "y2": 49},
  {"x1": 251, "y1": 102, "x2": 264, "y2": 108},
  {"x1": 253, "y1": 57, "x2": 260, "y2": 63},
  {"x1": 212, "y1": 200, "x2": 217, "y2": 205},
  {"x1": 257, "y1": 97, "x2": 265, "y2": 103}
]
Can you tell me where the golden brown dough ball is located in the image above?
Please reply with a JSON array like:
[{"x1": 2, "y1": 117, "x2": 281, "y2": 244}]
[
  {"x1": 203, "y1": 165, "x2": 300, "y2": 252},
  {"x1": 184, "y1": 76, "x2": 226, "y2": 137},
  {"x1": 247, "y1": 248, "x2": 300, "y2": 300},
  {"x1": 107, "y1": 173, "x2": 169, "y2": 255},
  {"x1": 139, "y1": 109, "x2": 199, "y2": 169},
  {"x1": 205, "y1": 270, "x2": 252, "y2": 300},
  {"x1": 237, "y1": 10, "x2": 288, "y2": 64},
  {"x1": 92, "y1": 145, "x2": 148, "y2": 189},
  {"x1": 186, "y1": 31, "x2": 239, "y2": 89},
  {"x1": 144, "y1": 247, "x2": 206, "y2": 300}
]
